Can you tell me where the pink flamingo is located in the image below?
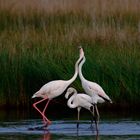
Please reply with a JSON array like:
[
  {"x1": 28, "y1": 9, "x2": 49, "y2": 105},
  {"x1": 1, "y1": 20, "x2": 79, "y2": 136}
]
[
  {"x1": 65, "y1": 87, "x2": 95, "y2": 129},
  {"x1": 32, "y1": 47, "x2": 84, "y2": 126},
  {"x1": 78, "y1": 47, "x2": 112, "y2": 123}
]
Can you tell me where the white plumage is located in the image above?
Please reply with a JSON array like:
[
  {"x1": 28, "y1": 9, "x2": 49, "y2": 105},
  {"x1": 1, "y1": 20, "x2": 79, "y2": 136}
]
[
  {"x1": 65, "y1": 87, "x2": 96, "y2": 128},
  {"x1": 32, "y1": 47, "x2": 84, "y2": 126},
  {"x1": 78, "y1": 48, "x2": 112, "y2": 104},
  {"x1": 65, "y1": 87, "x2": 93, "y2": 110},
  {"x1": 78, "y1": 47, "x2": 112, "y2": 125}
]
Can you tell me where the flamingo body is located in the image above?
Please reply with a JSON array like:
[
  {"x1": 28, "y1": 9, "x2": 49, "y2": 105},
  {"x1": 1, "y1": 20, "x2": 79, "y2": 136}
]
[
  {"x1": 65, "y1": 87, "x2": 93, "y2": 110},
  {"x1": 32, "y1": 80, "x2": 70, "y2": 99},
  {"x1": 32, "y1": 47, "x2": 84, "y2": 126},
  {"x1": 81, "y1": 78, "x2": 111, "y2": 103},
  {"x1": 78, "y1": 47, "x2": 112, "y2": 128},
  {"x1": 78, "y1": 50, "x2": 112, "y2": 103},
  {"x1": 65, "y1": 87, "x2": 97, "y2": 129}
]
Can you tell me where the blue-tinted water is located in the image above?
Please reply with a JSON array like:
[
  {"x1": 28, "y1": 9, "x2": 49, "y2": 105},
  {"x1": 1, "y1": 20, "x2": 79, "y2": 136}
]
[
  {"x1": 0, "y1": 119, "x2": 140, "y2": 135},
  {"x1": 0, "y1": 109, "x2": 140, "y2": 140},
  {"x1": 0, "y1": 119, "x2": 140, "y2": 140}
]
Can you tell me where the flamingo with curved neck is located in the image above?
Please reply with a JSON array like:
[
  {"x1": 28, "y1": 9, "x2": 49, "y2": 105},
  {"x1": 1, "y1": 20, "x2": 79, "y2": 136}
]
[
  {"x1": 65, "y1": 87, "x2": 97, "y2": 129},
  {"x1": 32, "y1": 47, "x2": 84, "y2": 127},
  {"x1": 78, "y1": 47, "x2": 112, "y2": 121}
]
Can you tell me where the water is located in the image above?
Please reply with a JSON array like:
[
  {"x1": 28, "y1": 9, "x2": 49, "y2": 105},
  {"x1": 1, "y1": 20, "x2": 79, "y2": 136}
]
[{"x1": 0, "y1": 109, "x2": 140, "y2": 140}]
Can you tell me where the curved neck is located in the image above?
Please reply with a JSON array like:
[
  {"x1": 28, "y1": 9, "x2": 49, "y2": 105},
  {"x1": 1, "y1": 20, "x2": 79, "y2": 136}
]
[
  {"x1": 67, "y1": 92, "x2": 77, "y2": 108},
  {"x1": 78, "y1": 56, "x2": 86, "y2": 81},
  {"x1": 67, "y1": 55, "x2": 83, "y2": 84}
]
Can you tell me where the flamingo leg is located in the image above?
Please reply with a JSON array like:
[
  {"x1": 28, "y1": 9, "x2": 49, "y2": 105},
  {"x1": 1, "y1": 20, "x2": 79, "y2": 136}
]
[
  {"x1": 33, "y1": 97, "x2": 51, "y2": 126},
  {"x1": 95, "y1": 105, "x2": 100, "y2": 123},
  {"x1": 77, "y1": 107, "x2": 81, "y2": 129},
  {"x1": 94, "y1": 105, "x2": 99, "y2": 133},
  {"x1": 89, "y1": 105, "x2": 94, "y2": 128},
  {"x1": 42, "y1": 100, "x2": 50, "y2": 125}
]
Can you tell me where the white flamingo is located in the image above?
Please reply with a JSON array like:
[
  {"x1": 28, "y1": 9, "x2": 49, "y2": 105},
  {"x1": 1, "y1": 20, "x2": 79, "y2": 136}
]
[
  {"x1": 78, "y1": 47, "x2": 112, "y2": 121},
  {"x1": 65, "y1": 87, "x2": 96, "y2": 129},
  {"x1": 32, "y1": 47, "x2": 84, "y2": 126}
]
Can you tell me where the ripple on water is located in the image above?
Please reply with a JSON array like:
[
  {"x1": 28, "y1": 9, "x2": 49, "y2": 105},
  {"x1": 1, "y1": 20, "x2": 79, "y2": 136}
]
[{"x1": 0, "y1": 119, "x2": 140, "y2": 136}]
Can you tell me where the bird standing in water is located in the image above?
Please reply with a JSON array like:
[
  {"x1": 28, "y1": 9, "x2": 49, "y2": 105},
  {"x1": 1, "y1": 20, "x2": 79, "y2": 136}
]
[
  {"x1": 32, "y1": 47, "x2": 84, "y2": 127},
  {"x1": 78, "y1": 47, "x2": 112, "y2": 124},
  {"x1": 65, "y1": 87, "x2": 98, "y2": 129}
]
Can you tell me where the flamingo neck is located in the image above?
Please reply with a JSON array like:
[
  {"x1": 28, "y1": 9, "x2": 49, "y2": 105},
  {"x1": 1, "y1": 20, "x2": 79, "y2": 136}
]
[
  {"x1": 78, "y1": 56, "x2": 86, "y2": 81},
  {"x1": 67, "y1": 92, "x2": 77, "y2": 108},
  {"x1": 67, "y1": 55, "x2": 83, "y2": 84}
]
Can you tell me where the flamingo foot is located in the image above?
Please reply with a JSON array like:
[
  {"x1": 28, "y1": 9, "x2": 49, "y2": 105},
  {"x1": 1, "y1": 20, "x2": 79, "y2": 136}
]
[
  {"x1": 28, "y1": 118, "x2": 51, "y2": 131},
  {"x1": 43, "y1": 117, "x2": 52, "y2": 127}
]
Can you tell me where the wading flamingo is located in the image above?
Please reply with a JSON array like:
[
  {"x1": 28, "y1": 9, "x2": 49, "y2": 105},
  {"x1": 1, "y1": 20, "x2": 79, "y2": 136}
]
[
  {"x1": 32, "y1": 47, "x2": 84, "y2": 126},
  {"x1": 65, "y1": 87, "x2": 96, "y2": 129},
  {"x1": 78, "y1": 47, "x2": 112, "y2": 122}
]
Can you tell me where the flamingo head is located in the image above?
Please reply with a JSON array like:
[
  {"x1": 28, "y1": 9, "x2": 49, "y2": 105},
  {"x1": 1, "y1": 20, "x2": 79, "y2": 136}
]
[
  {"x1": 65, "y1": 87, "x2": 77, "y2": 99},
  {"x1": 78, "y1": 46, "x2": 84, "y2": 58}
]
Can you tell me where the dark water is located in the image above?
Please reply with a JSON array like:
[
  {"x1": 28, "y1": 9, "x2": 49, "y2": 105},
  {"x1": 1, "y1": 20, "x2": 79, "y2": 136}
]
[{"x1": 0, "y1": 109, "x2": 140, "y2": 140}]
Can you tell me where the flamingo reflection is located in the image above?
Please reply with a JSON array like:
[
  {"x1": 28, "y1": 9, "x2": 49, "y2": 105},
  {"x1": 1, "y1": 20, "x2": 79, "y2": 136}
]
[{"x1": 43, "y1": 131, "x2": 51, "y2": 140}]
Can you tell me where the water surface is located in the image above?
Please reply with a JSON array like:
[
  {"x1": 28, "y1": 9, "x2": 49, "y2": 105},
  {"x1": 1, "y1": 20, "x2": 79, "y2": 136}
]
[
  {"x1": 0, "y1": 109, "x2": 140, "y2": 140},
  {"x1": 0, "y1": 119, "x2": 140, "y2": 140}
]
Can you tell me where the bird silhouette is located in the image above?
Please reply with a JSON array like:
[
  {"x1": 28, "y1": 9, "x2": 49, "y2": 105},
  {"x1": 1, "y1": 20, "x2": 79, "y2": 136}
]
[
  {"x1": 78, "y1": 47, "x2": 112, "y2": 123},
  {"x1": 65, "y1": 87, "x2": 97, "y2": 129},
  {"x1": 32, "y1": 47, "x2": 84, "y2": 126}
]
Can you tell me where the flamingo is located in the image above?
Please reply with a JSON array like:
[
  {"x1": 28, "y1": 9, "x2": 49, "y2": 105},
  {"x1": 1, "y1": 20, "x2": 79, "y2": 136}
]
[
  {"x1": 78, "y1": 47, "x2": 112, "y2": 122},
  {"x1": 65, "y1": 87, "x2": 97, "y2": 129},
  {"x1": 32, "y1": 47, "x2": 84, "y2": 126}
]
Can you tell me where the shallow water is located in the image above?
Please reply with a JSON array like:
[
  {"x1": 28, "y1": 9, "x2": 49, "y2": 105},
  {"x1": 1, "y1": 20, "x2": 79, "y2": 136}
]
[
  {"x1": 0, "y1": 109, "x2": 140, "y2": 140},
  {"x1": 0, "y1": 119, "x2": 140, "y2": 140}
]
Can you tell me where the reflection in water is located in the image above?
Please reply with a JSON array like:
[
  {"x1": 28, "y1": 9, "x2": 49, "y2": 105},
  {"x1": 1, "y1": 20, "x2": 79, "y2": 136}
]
[
  {"x1": 76, "y1": 125, "x2": 100, "y2": 140},
  {"x1": 0, "y1": 116, "x2": 140, "y2": 140},
  {"x1": 41, "y1": 125, "x2": 99, "y2": 140},
  {"x1": 43, "y1": 131, "x2": 51, "y2": 140},
  {"x1": 95, "y1": 130, "x2": 99, "y2": 140},
  {"x1": 28, "y1": 125, "x2": 52, "y2": 140}
]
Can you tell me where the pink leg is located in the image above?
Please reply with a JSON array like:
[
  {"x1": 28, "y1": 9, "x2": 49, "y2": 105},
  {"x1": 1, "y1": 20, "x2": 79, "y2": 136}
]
[
  {"x1": 33, "y1": 97, "x2": 51, "y2": 125},
  {"x1": 42, "y1": 100, "x2": 50, "y2": 125}
]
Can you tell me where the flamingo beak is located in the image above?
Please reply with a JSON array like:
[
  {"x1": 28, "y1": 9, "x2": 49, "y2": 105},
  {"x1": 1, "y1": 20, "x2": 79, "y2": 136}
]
[{"x1": 65, "y1": 94, "x2": 68, "y2": 99}]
